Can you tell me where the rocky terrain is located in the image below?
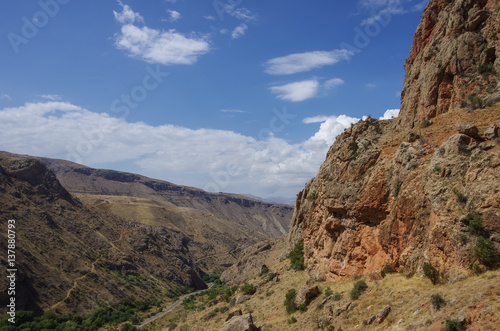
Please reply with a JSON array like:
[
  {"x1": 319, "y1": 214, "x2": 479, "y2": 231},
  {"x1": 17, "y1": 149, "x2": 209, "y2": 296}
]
[
  {"x1": 0, "y1": 152, "x2": 292, "y2": 315},
  {"x1": 287, "y1": 0, "x2": 500, "y2": 283}
]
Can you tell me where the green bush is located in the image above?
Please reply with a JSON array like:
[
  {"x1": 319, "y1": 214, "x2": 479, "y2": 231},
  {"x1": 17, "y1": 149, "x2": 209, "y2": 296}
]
[
  {"x1": 350, "y1": 280, "x2": 368, "y2": 300},
  {"x1": 260, "y1": 265, "x2": 269, "y2": 275},
  {"x1": 333, "y1": 293, "x2": 342, "y2": 301},
  {"x1": 324, "y1": 287, "x2": 333, "y2": 298},
  {"x1": 284, "y1": 289, "x2": 297, "y2": 314},
  {"x1": 468, "y1": 94, "x2": 484, "y2": 109},
  {"x1": 420, "y1": 120, "x2": 432, "y2": 128},
  {"x1": 289, "y1": 241, "x2": 305, "y2": 270},
  {"x1": 287, "y1": 316, "x2": 297, "y2": 324},
  {"x1": 307, "y1": 190, "x2": 317, "y2": 202},
  {"x1": 224, "y1": 288, "x2": 232, "y2": 302},
  {"x1": 474, "y1": 236, "x2": 498, "y2": 266},
  {"x1": 431, "y1": 294, "x2": 445, "y2": 310},
  {"x1": 466, "y1": 213, "x2": 483, "y2": 234},
  {"x1": 298, "y1": 303, "x2": 307, "y2": 312},
  {"x1": 383, "y1": 264, "x2": 394, "y2": 274},
  {"x1": 453, "y1": 189, "x2": 467, "y2": 204},
  {"x1": 423, "y1": 262, "x2": 439, "y2": 285},
  {"x1": 478, "y1": 63, "x2": 496, "y2": 78},
  {"x1": 445, "y1": 319, "x2": 464, "y2": 331},
  {"x1": 393, "y1": 178, "x2": 403, "y2": 197},
  {"x1": 267, "y1": 272, "x2": 276, "y2": 282},
  {"x1": 242, "y1": 283, "x2": 256, "y2": 295}
]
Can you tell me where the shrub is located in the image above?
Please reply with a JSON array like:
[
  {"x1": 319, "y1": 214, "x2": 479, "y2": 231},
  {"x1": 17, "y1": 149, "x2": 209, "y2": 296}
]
[
  {"x1": 260, "y1": 265, "x2": 269, "y2": 275},
  {"x1": 466, "y1": 213, "x2": 483, "y2": 234},
  {"x1": 324, "y1": 287, "x2": 333, "y2": 298},
  {"x1": 168, "y1": 322, "x2": 178, "y2": 330},
  {"x1": 333, "y1": 293, "x2": 342, "y2": 301},
  {"x1": 298, "y1": 303, "x2": 307, "y2": 312},
  {"x1": 420, "y1": 120, "x2": 432, "y2": 128},
  {"x1": 423, "y1": 262, "x2": 439, "y2": 285},
  {"x1": 267, "y1": 272, "x2": 276, "y2": 282},
  {"x1": 383, "y1": 264, "x2": 394, "y2": 274},
  {"x1": 307, "y1": 190, "x2": 317, "y2": 202},
  {"x1": 478, "y1": 63, "x2": 496, "y2": 78},
  {"x1": 468, "y1": 94, "x2": 484, "y2": 109},
  {"x1": 242, "y1": 283, "x2": 256, "y2": 295},
  {"x1": 223, "y1": 289, "x2": 232, "y2": 302},
  {"x1": 374, "y1": 122, "x2": 382, "y2": 133},
  {"x1": 445, "y1": 319, "x2": 464, "y2": 331},
  {"x1": 453, "y1": 189, "x2": 467, "y2": 204},
  {"x1": 287, "y1": 316, "x2": 297, "y2": 324},
  {"x1": 121, "y1": 324, "x2": 137, "y2": 331},
  {"x1": 289, "y1": 241, "x2": 305, "y2": 270},
  {"x1": 393, "y1": 178, "x2": 403, "y2": 198},
  {"x1": 474, "y1": 236, "x2": 498, "y2": 266},
  {"x1": 431, "y1": 294, "x2": 445, "y2": 310},
  {"x1": 350, "y1": 280, "x2": 368, "y2": 300},
  {"x1": 284, "y1": 289, "x2": 297, "y2": 314}
]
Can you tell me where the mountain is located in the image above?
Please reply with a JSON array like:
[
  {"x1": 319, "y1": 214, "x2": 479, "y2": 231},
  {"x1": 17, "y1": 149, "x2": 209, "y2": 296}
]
[
  {"x1": 0, "y1": 152, "x2": 292, "y2": 315},
  {"x1": 286, "y1": 0, "x2": 500, "y2": 282}
]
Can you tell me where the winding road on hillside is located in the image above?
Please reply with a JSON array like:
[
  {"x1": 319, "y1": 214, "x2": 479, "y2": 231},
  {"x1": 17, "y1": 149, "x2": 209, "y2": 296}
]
[{"x1": 135, "y1": 283, "x2": 214, "y2": 329}]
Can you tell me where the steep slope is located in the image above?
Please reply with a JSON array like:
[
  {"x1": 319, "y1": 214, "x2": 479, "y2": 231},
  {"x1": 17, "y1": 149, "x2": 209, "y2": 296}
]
[
  {"x1": 399, "y1": 0, "x2": 500, "y2": 128},
  {"x1": 0, "y1": 152, "x2": 292, "y2": 316},
  {"x1": 287, "y1": 0, "x2": 500, "y2": 282},
  {"x1": 0, "y1": 154, "x2": 204, "y2": 315}
]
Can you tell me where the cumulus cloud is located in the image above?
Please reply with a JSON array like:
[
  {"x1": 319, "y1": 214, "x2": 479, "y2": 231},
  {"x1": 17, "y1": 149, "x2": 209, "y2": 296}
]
[
  {"x1": 304, "y1": 115, "x2": 360, "y2": 144},
  {"x1": 231, "y1": 23, "x2": 248, "y2": 39},
  {"x1": 270, "y1": 79, "x2": 319, "y2": 102},
  {"x1": 114, "y1": 3, "x2": 210, "y2": 65},
  {"x1": 0, "y1": 102, "x2": 364, "y2": 197},
  {"x1": 379, "y1": 108, "x2": 399, "y2": 119},
  {"x1": 166, "y1": 10, "x2": 181, "y2": 22},
  {"x1": 264, "y1": 50, "x2": 353, "y2": 75}
]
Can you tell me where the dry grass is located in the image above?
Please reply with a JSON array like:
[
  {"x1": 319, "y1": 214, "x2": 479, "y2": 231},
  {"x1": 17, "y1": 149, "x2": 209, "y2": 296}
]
[{"x1": 143, "y1": 260, "x2": 500, "y2": 331}]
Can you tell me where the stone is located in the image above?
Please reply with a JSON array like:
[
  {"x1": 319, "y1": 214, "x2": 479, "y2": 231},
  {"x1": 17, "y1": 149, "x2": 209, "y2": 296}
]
[
  {"x1": 374, "y1": 305, "x2": 391, "y2": 325},
  {"x1": 295, "y1": 285, "x2": 320, "y2": 306},
  {"x1": 218, "y1": 313, "x2": 260, "y2": 331},
  {"x1": 456, "y1": 122, "x2": 479, "y2": 138},
  {"x1": 407, "y1": 131, "x2": 420, "y2": 143},
  {"x1": 484, "y1": 124, "x2": 499, "y2": 140},
  {"x1": 369, "y1": 270, "x2": 385, "y2": 281},
  {"x1": 235, "y1": 295, "x2": 251, "y2": 305},
  {"x1": 225, "y1": 309, "x2": 243, "y2": 322}
]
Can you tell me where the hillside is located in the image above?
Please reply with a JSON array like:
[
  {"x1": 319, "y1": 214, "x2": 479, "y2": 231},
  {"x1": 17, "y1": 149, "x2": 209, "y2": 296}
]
[{"x1": 0, "y1": 152, "x2": 293, "y2": 316}]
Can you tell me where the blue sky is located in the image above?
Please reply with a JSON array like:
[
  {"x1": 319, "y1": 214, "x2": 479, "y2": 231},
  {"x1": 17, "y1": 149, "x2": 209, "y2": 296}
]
[{"x1": 0, "y1": 0, "x2": 428, "y2": 198}]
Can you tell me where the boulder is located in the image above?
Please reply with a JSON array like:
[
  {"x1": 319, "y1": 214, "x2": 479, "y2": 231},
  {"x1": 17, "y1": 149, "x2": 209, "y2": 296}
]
[
  {"x1": 374, "y1": 305, "x2": 391, "y2": 325},
  {"x1": 484, "y1": 124, "x2": 499, "y2": 140},
  {"x1": 225, "y1": 309, "x2": 242, "y2": 322},
  {"x1": 295, "y1": 285, "x2": 320, "y2": 306},
  {"x1": 218, "y1": 313, "x2": 260, "y2": 331},
  {"x1": 456, "y1": 122, "x2": 479, "y2": 138}
]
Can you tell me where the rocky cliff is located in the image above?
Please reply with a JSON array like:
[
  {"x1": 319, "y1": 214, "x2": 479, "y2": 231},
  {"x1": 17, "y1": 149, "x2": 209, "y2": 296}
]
[
  {"x1": 287, "y1": 0, "x2": 500, "y2": 282},
  {"x1": 399, "y1": 0, "x2": 500, "y2": 129}
]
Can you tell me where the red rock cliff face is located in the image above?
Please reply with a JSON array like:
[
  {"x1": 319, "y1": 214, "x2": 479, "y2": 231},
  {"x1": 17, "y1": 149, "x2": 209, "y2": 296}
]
[
  {"x1": 287, "y1": 0, "x2": 500, "y2": 282},
  {"x1": 398, "y1": 0, "x2": 500, "y2": 129}
]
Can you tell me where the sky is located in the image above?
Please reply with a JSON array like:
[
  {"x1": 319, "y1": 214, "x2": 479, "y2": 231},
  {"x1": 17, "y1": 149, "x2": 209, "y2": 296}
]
[{"x1": 0, "y1": 0, "x2": 429, "y2": 199}]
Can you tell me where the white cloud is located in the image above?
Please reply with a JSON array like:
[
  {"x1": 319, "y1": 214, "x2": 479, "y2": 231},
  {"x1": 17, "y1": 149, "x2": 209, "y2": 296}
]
[
  {"x1": 0, "y1": 93, "x2": 11, "y2": 101},
  {"x1": 302, "y1": 115, "x2": 331, "y2": 124},
  {"x1": 221, "y1": 109, "x2": 246, "y2": 113},
  {"x1": 365, "y1": 83, "x2": 376, "y2": 89},
  {"x1": 358, "y1": 0, "x2": 425, "y2": 26},
  {"x1": 379, "y1": 108, "x2": 399, "y2": 120},
  {"x1": 231, "y1": 23, "x2": 248, "y2": 39},
  {"x1": 113, "y1": 1, "x2": 144, "y2": 24},
  {"x1": 264, "y1": 50, "x2": 353, "y2": 75},
  {"x1": 114, "y1": 3, "x2": 210, "y2": 65},
  {"x1": 167, "y1": 10, "x2": 181, "y2": 22},
  {"x1": 304, "y1": 115, "x2": 360, "y2": 144},
  {"x1": 204, "y1": 15, "x2": 216, "y2": 21},
  {"x1": 0, "y1": 101, "x2": 358, "y2": 197},
  {"x1": 39, "y1": 94, "x2": 62, "y2": 101},
  {"x1": 324, "y1": 78, "x2": 345, "y2": 89},
  {"x1": 270, "y1": 79, "x2": 319, "y2": 102},
  {"x1": 226, "y1": 6, "x2": 258, "y2": 22}
]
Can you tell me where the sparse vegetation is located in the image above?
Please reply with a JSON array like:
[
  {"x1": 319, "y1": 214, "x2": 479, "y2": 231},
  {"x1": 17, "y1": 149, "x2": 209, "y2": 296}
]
[
  {"x1": 445, "y1": 319, "x2": 464, "y2": 331},
  {"x1": 307, "y1": 190, "x2": 317, "y2": 202},
  {"x1": 350, "y1": 279, "x2": 368, "y2": 300},
  {"x1": 324, "y1": 286, "x2": 333, "y2": 298},
  {"x1": 420, "y1": 119, "x2": 432, "y2": 128},
  {"x1": 374, "y1": 121, "x2": 382, "y2": 133},
  {"x1": 393, "y1": 178, "x2": 403, "y2": 198},
  {"x1": 289, "y1": 241, "x2": 305, "y2": 270},
  {"x1": 468, "y1": 94, "x2": 484, "y2": 109},
  {"x1": 474, "y1": 236, "x2": 498, "y2": 267},
  {"x1": 285, "y1": 288, "x2": 297, "y2": 314},
  {"x1": 287, "y1": 316, "x2": 297, "y2": 324},
  {"x1": 383, "y1": 263, "x2": 394, "y2": 274},
  {"x1": 242, "y1": 283, "x2": 256, "y2": 295},
  {"x1": 423, "y1": 262, "x2": 439, "y2": 285},
  {"x1": 478, "y1": 63, "x2": 496, "y2": 78},
  {"x1": 298, "y1": 303, "x2": 308, "y2": 312},
  {"x1": 431, "y1": 293, "x2": 446, "y2": 310},
  {"x1": 453, "y1": 189, "x2": 467, "y2": 204},
  {"x1": 466, "y1": 213, "x2": 483, "y2": 234},
  {"x1": 333, "y1": 293, "x2": 342, "y2": 301},
  {"x1": 260, "y1": 264, "x2": 269, "y2": 276}
]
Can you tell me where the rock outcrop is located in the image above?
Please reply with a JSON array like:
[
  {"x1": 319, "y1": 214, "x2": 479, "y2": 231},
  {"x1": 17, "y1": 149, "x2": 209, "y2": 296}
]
[
  {"x1": 399, "y1": 0, "x2": 500, "y2": 129},
  {"x1": 218, "y1": 313, "x2": 260, "y2": 331},
  {"x1": 286, "y1": 0, "x2": 500, "y2": 283}
]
